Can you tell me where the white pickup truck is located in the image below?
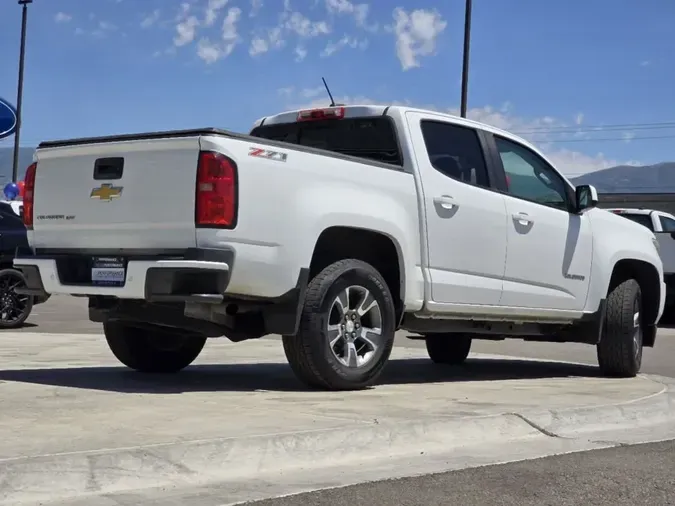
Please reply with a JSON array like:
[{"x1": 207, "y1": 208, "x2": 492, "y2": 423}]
[
  {"x1": 14, "y1": 105, "x2": 665, "y2": 390},
  {"x1": 607, "y1": 207, "x2": 675, "y2": 309}
]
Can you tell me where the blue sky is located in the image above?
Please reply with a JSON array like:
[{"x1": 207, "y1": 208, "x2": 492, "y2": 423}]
[{"x1": 0, "y1": 0, "x2": 673, "y2": 176}]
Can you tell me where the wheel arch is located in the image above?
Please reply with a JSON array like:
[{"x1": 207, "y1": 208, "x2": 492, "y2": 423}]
[
  {"x1": 309, "y1": 226, "x2": 406, "y2": 325},
  {"x1": 608, "y1": 258, "x2": 661, "y2": 347}
]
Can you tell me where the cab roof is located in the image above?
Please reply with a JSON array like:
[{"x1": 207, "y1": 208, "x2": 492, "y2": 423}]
[{"x1": 252, "y1": 104, "x2": 542, "y2": 156}]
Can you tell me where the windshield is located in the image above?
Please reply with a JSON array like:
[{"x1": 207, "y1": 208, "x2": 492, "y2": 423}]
[{"x1": 250, "y1": 117, "x2": 402, "y2": 166}]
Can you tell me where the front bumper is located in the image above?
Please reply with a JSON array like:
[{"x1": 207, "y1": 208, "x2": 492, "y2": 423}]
[{"x1": 13, "y1": 247, "x2": 233, "y2": 303}]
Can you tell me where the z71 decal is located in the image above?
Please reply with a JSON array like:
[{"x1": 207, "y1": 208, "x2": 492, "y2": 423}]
[{"x1": 248, "y1": 147, "x2": 288, "y2": 163}]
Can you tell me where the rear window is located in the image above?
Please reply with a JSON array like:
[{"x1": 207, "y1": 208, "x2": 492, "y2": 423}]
[
  {"x1": 614, "y1": 212, "x2": 654, "y2": 230},
  {"x1": 250, "y1": 116, "x2": 402, "y2": 166}
]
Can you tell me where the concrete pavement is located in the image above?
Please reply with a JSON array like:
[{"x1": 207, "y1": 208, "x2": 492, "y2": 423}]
[{"x1": 1, "y1": 332, "x2": 675, "y2": 505}]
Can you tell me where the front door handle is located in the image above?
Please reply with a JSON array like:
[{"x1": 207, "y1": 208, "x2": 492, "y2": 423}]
[
  {"x1": 433, "y1": 195, "x2": 458, "y2": 210},
  {"x1": 512, "y1": 212, "x2": 533, "y2": 226}
]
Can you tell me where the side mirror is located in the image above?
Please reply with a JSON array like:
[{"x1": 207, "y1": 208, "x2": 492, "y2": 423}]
[
  {"x1": 670, "y1": 232, "x2": 675, "y2": 240},
  {"x1": 575, "y1": 184, "x2": 598, "y2": 212}
]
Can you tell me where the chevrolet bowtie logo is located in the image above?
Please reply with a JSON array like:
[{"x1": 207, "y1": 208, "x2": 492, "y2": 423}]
[{"x1": 90, "y1": 183, "x2": 123, "y2": 202}]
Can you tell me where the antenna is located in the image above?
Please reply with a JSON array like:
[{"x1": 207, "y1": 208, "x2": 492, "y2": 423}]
[{"x1": 321, "y1": 77, "x2": 336, "y2": 107}]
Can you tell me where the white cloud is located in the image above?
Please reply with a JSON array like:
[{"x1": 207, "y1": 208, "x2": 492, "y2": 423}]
[
  {"x1": 575, "y1": 113, "x2": 584, "y2": 125},
  {"x1": 250, "y1": 0, "x2": 263, "y2": 17},
  {"x1": 325, "y1": 0, "x2": 377, "y2": 31},
  {"x1": 392, "y1": 8, "x2": 447, "y2": 71},
  {"x1": 141, "y1": 9, "x2": 161, "y2": 28},
  {"x1": 221, "y1": 7, "x2": 242, "y2": 55},
  {"x1": 89, "y1": 20, "x2": 117, "y2": 38},
  {"x1": 176, "y1": 2, "x2": 192, "y2": 22},
  {"x1": 278, "y1": 90, "x2": 638, "y2": 175},
  {"x1": 197, "y1": 38, "x2": 223, "y2": 64},
  {"x1": 205, "y1": 0, "x2": 229, "y2": 26},
  {"x1": 278, "y1": 86, "x2": 295, "y2": 97},
  {"x1": 320, "y1": 34, "x2": 367, "y2": 57},
  {"x1": 300, "y1": 86, "x2": 325, "y2": 99},
  {"x1": 195, "y1": 6, "x2": 242, "y2": 63},
  {"x1": 247, "y1": 2, "x2": 332, "y2": 60},
  {"x1": 294, "y1": 45, "x2": 308, "y2": 61},
  {"x1": 55, "y1": 12, "x2": 72, "y2": 23},
  {"x1": 249, "y1": 36, "x2": 269, "y2": 56},
  {"x1": 174, "y1": 15, "x2": 199, "y2": 46},
  {"x1": 284, "y1": 11, "x2": 330, "y2": 37},
  {"x1": 268, "y1": 26, "x2": 285, "y2": 49}
]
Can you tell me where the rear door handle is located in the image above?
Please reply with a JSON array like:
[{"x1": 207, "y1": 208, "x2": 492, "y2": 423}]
[
  {"x1": 433, "y1": 195, "x2": 458, "y2": 210},
  {"x1": 512, "y1": 212, "x2": 533, "y2": 226}
]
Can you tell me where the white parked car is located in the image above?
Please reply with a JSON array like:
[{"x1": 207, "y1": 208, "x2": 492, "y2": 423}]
[{"x1": 14, "y1": 105, "x2": 665, "y2": 390}]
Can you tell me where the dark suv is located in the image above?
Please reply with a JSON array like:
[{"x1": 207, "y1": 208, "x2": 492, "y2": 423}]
[{"x1": 0, "y1": 201, "x2": 48, "y2": 328}]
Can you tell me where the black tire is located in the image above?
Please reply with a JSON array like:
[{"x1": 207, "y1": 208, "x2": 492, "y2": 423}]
[
  {"x1": 104, "y1": 322, "x2": 207, "y2": 373},
  {"x1": 282, "y1": 259, "x2": 396, "y2": 391},
  {"x1": 0, "y1": 268, "x2": 33, "y2": 329},
  {"x1": 597, "y1": 279, "x2": 643, "y2": 377},
  {"x1": 425, "y1": 333, "x2": 472, "y2": 364}
]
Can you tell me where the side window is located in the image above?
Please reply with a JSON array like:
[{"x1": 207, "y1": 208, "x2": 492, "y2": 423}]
[
  {"x1": 494, "y1": 136, "x2": 570, "y2": 212},
  {"x1": 659, "y1": 216, "x2": 675, "y2": 232},
  {"x1": 420, "y1": 120, "x2": 490, "y2": 188}
]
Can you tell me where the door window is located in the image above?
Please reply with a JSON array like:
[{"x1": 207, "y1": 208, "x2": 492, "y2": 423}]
[
  {"x1": 420, "y1": 120, "x2": 490, "y2": 188},
  {"x1": 495, "y1": 136, "x2": 571, "y2": 212}
]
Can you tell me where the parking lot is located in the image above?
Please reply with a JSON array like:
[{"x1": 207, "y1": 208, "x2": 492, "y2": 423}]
[{"x1": 0, "y1": 296, "x2": 674, "y2": 505}]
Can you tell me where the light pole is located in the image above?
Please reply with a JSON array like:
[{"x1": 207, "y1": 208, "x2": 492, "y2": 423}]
[
  {"x1": 459, "y1": 0, "x2": 472, "y2": 118},
  {"x1": 11, "y1": 0, "x2": 32, "y2": 183}
]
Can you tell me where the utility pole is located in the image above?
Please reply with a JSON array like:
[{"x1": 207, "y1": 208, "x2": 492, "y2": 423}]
[
  {"x1": 12, "y1": 0, "x2": 33, "y2": 183},
  {"x1": 459, "y1": 0, "x2": 472, "y2": 118}
]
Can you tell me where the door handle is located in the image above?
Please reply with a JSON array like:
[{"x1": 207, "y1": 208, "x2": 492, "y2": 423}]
[
  {"x1": 512, "y1": 212, "x2": 533, "y2": 226},
  {"x1": 433, "y1": 195, "x2": 458, "y2": 210}
]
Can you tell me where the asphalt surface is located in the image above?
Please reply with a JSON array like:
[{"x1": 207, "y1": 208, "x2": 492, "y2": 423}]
[
  {"x1": 244, "y1": 441, "x2": 675, "y2": 506},
  {"x1": 15, "y1": 296, "x2": 675, "y2": 506},
  {"x1": 25, "y1": 295, "x2": 675, "y2": 378}
]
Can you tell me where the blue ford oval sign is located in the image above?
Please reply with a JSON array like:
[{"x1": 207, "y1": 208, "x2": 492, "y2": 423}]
[{"x1": 0, "y1": 97, "x2": 18, "y2": 140}]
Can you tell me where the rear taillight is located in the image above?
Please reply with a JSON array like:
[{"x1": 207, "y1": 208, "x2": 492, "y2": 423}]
[
  {"x1": 195, "y1": 151, "x2": 237, "y2": 228},
  {"x1": 296, "y1": 106, "x2": 345, "y2": 122},
  {"x1": 23, "y1": 162, "x2": 37, "y2": 229}
]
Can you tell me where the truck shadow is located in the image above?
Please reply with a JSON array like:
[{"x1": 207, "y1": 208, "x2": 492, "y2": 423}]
[{"x1": 0, "y1": 357, "x2": 602, "y2": 394}]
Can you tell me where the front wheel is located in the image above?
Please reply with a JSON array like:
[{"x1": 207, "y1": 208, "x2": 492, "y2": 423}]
[
  {"x1": 283, "y1": 259, "x2": 396, "y2": 391},
  {"x1": 0, "y1": 268, "x2": 33, "y2": 329},
  {"x1": 597, "y1": 279, "x2": 643, "y2": 377},
  {"x1": 104, "y1": 322, "x2": 207, "y2": 373}
]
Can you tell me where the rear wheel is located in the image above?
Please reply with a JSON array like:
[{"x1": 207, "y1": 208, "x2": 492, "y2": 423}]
[
  {"x1": 104, "y1": 322, "x2": 206, "y2": 373},
  {"x1": 282, "y1": 259, "x2": 396, "y2": 391},
  {"x1": 0, "y1": 268, "x2": 33, "y2": 329},
  {"x1": 425, "y1": 333, "x2": 472, "y2": 364},
  {"x1": 597, "y1": 279, "x2": 643, "y2": 377}
]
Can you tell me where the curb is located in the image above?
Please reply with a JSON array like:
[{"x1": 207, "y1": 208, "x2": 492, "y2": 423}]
[{"x1": 2, "y1": 378, "x2": 675, "y2": 506}]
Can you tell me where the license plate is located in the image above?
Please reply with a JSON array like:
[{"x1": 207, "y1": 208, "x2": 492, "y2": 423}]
[{"x1": 91, "y1": 257, "x2": 126, "y2": 286}]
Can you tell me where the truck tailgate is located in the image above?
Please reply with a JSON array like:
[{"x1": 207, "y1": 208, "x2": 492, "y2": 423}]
[{"x1": 31, "y1": 135, "x2": 201, "y2": 250}]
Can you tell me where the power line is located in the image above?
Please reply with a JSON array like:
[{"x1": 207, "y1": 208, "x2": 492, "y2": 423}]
[
  {"x1": 514, "y1": 120, "x2": 675, "y2": 134},
  {"x1": 535, "y1": 134, "x2": 675, "y2": 143}
]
